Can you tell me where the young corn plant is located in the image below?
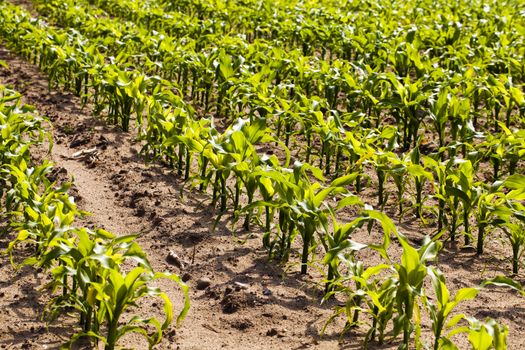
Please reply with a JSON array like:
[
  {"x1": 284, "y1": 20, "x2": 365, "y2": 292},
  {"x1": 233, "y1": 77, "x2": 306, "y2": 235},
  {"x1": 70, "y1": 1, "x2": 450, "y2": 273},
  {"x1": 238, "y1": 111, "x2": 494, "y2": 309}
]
[
  {"x1": 323, "y1": 208, "x2": 397, "y2": 339},
  {"x1": 443, "y1": 316, "x2": 508, "y2": 350},
  {"x1": 496, "y1": 175, "x2": 525, "y2": 273},
  {"x1": 474, "y1": 191, "x2": 506, "y2": 255},
  {"x1": 501, "y1": 217, "x2": 525, "y2": 274},
  {"x1": 444, "y1": 159, "x2": 478, "y2": 246},
  {"x1": 393, "y1": 235, "x2": 441, "y2": 349},
  {"x1": 322, "y1": 196, "x2": 365, "y2": 292},
  {"x1": 423, "y1": 267, "x2": 480, "y2": 350},
  {"x1": 65, "y1": 268, "x2": 189, "y2": 350},
  {"x1": 407, "y1": 146, "x2": 434, "y2": 222},
  {"x1": 323, "y1": 256, "x2": 394, "y2": 344}
]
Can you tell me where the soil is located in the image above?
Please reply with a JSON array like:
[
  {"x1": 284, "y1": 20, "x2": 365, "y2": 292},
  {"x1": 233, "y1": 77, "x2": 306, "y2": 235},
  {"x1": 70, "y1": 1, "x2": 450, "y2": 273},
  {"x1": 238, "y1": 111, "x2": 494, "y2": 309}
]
[{"x1": 1, "y1": 43, "x2": 525, "y2": 350}]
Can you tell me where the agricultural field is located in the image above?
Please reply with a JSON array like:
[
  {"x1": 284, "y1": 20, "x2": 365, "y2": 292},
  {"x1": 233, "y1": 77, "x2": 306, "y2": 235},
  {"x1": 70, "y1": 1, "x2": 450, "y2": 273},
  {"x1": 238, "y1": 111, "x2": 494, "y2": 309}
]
[{"x1": 0, "y1": 0, "x2": 524, "y2": 349}]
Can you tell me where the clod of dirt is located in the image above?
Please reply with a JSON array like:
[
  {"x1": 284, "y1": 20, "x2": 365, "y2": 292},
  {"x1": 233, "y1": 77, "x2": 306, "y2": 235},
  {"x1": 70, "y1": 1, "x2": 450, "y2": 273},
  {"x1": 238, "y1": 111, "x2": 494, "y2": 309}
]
[
  {"x1": 135, "y1": 206, "x2": 146, "y2": 217},
  {"x1": 166, "y1": 328, "x2": 177, "y2": 341},
  {"x1": 128, "y1": 198, "x2": 136, "y2": 209},
  {"x1": 69, "y1": 185, "x2": 82, "y2": 202},
  {"x1": 181, "y1": 272, "x2": 191, "y2": 282},
  {"x1": 96, "y1": 135, "x2": 109, "y2": 148},
  {"x1": 221, "y1": 295, "x2": 240, "y2": 314},
  {"x1": 220, "y1": 290, "x2": 256, "y2": 314},
  {"x1": 47, "y1": 166, "x2": 68, "y2": 183},
  {"x1": 230, "y1": 319, "x2": 254, "y2": 331},
  {"x1": 128, "y1": 190, "x2": 150, "y2": 209},
  {"x1": 266, "y1": 328, "x2": 278, "y2": 337},
  {"x1": 110, "y1": 173, "x2": 122, "y2": 182},
  {"x1": 166, "y1": 250, "x2": 185, "y2": 269},
  {"x1": 196, "y1": 277, "x2": 212, "y2": 290},
  {"x1": 152, "y1": 216, "x2": 163, "y2": 226},
  {"x1": 69, "y1": 134, "x2": 90, "y2": 148},
  {"x1": 58, "y1": 123, "x2": 76, "y2": 135},
  {"x1": 204, "y1": 287, "x2": 221, "y2": 300}
]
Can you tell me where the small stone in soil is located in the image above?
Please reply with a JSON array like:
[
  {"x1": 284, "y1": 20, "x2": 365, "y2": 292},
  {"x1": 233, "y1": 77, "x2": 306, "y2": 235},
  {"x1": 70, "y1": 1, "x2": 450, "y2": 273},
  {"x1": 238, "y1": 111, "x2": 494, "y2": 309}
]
[
  {"x1": 234, "y1": 281, "x2": 249, "y2": 290},
  {"x1": 166, "y1": 250, "x2": 185, "y2": 269},
  {"x1": 181, "y1": 273, "x2": 191, "y2": 282},
  {"x1": 196, "y1": 277, "x2": 211, "y2": 290}
]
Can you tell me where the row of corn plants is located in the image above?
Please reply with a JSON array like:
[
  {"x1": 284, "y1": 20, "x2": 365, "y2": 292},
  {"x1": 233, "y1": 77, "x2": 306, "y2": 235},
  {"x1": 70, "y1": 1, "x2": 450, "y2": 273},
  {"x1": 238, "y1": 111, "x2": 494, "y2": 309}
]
[
  {"x1": 2, "y1": 0, "x2": 525, "y2": 347},
  {"x1": 323, "y1": 207, "x2": 522, "y2": 350},
  {"x1": 0, "y1": 84, "x2": 189, "y2": 349},
  {"x1": 34, "y1": 0, "x2": 525, "y2": 139},
  {"x1": 27, "y1": 0, "x2": 525, "y2": 186},
  {"x1": 4, "y1": 0, "x2": 525, "y2": 278},
  {"x1": 73, "y1": 0, "x2": 525, "y2": 263},
  {"x1": 4, "y1": 0, "x2": 525, "y2": 276},
  {"x1": 0, "y1": 82, "x2": 516, "y2": 348}
]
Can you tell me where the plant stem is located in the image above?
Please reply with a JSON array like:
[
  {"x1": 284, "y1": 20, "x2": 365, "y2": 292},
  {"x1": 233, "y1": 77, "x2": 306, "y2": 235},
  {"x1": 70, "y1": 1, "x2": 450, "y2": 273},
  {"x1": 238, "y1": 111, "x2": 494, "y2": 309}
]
[
  {"x1": 477, "y1": 224, "x2": 485, "y2": 255},
  {"x1": 301, "y1": 224, "x2": 313, "y2": 274}
]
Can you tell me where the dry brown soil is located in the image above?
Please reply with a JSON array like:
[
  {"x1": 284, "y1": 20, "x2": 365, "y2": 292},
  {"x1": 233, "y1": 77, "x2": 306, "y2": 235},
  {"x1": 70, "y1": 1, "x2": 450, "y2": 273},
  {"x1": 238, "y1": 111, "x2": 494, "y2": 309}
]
[{"x1": 0, "y1": 45, "x2": 524, "y2": 350}]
